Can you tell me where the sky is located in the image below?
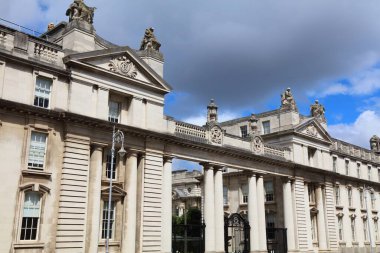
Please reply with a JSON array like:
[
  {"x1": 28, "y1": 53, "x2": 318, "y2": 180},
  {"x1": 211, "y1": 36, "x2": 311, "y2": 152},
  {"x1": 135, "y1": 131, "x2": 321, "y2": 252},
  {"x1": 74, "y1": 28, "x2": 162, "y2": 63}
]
[{"x1": 1, "y1": 1, "x2": 380, "y2": 167}]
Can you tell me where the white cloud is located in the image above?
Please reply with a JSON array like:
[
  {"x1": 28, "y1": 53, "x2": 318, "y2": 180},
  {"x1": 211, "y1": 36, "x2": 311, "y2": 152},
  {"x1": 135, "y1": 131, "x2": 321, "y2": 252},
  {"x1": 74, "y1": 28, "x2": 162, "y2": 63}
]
[
  {"x1": 317, "y1": 83, "x2": 349, "y2": 97},
  {"x1": 181, "y1": 110, "x2": 241, "y2": 126},
  {"x1": 328, "y1": 110, "x2": 380, "y2": 148}
]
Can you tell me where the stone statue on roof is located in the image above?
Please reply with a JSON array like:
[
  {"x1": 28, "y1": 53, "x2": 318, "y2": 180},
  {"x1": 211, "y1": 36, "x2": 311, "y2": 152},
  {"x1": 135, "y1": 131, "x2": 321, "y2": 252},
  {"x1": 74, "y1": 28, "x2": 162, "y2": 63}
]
[
  {"x1": 280, "y1": 87, "x2": 297, "y2": 111},
  {"x1": 66, "y1": 0, "x2": 96, "y2": 24},
  {"x1": 310, "y1": 100, "x2": 326, "y2": 123},
  {"x1": 140, "y1": 27, "x2": 161, "y2": 51},
  {"x1": 370, "y1": 135, "x2": 380, "y2": 153}
]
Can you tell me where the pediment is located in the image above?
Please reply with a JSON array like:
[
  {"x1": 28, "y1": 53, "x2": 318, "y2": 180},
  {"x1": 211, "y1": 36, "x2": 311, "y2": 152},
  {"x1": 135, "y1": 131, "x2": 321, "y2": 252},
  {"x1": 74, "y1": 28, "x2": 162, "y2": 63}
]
[
  {"x1": 295, "y1": 119, "x2": 332, "y2": 143},
  {"x1": 63, "y1": 46, "x2": 171, "y2": 93}
]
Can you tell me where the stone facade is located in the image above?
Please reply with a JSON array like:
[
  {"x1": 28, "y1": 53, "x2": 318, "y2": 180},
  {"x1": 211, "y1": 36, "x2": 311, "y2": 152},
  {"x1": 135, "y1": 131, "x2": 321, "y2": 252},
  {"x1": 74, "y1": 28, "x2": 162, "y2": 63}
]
[{"x1": 0, "y1": 1, "x2": 380, "y2": 253}]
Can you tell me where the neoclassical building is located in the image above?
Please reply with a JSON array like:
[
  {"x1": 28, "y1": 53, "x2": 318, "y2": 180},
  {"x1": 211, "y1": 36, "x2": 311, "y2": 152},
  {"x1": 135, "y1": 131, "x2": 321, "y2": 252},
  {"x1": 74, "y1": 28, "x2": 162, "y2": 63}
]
[{"x1": 1, "y1": 1, "x2": 380, "y2": 253}]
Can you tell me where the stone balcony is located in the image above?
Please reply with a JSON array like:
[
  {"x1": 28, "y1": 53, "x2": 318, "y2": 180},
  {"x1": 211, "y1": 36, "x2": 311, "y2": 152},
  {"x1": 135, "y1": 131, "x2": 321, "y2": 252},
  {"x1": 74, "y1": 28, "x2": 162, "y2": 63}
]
[{"x1": 331, "y1": 138, "x2": 380, "y2": 163}]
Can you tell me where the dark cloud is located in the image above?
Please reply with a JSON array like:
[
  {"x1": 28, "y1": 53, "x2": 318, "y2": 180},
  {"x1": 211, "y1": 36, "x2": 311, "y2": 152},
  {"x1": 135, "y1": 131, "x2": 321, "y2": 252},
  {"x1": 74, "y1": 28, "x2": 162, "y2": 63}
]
[{"x1": 2, "y1": 0, "x2": 380, "y2": 119}]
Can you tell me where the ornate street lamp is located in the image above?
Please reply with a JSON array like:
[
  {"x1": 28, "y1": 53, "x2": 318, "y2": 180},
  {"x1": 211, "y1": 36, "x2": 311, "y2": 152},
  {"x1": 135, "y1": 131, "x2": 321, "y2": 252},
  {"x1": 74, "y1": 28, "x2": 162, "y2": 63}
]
[{"x1": 106, "y1": 126, "x2": 126, "y2": 253}]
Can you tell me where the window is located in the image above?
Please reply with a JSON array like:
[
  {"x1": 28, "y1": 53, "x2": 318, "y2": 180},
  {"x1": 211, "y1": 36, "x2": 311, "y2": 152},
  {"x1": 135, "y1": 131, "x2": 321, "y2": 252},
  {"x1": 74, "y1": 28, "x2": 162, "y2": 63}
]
[
  {"x1": 371, "y1": 192, "x2": 376, "y2": 209},
  {"x1": 335, "y1": 185, "x2": 340, "y2": 205},
  {"x1": 368, "y1": 166, "x2": 372, "y2": 181},
  {"x1": 266, "y1": 213, "x2": 276, "y2": 240},
  {"x1": 105, "y1": 150, "x2": 117, "y2": 180},
  {"x1": 20, "y1": 191, "x2": 41, "y2": 240},
  {"x1": 378, "y1": 169, "x2": 380, "y2": 183},
  {"x1": 241, "y1": 184, "x2": 248, "y2": 204},
  {"x1": 363, "y1": 219, "x2": 368, "y2": 241},
  {"x1": 332, "y1": 156, "x2": 337, "y2": 172},
  {"x1": 223, "y1": 186, "x2": 228, "y2": 205},
  {"x1": 351, "y1": 218, "x2": 356, "y2": 241},
  {"x1": 357, "y1": 163, "x2": 361, "y2": 178},
  {"x1": 348, "y1": 188, "x2": 353, "y2": 207},
  {"x1": 311, "y1": 215, "x2": 318, "y2": 241},
  {"x1": 262, "y1": 121, "x2": 270, "y2": 134},
  {"x1": 264, "y1": 181, "x2": 274, "y2": 202},
  {"x1": 101, "y1": 201, "x2": 115, "y2": 239},
  {"x1": 309, "y1": 184, "x2": 316, "y2": 204},
  {"x1": 308, "y1": 147, "x2": 317, "y2": 167},
  {"x1": 28, "y1": 132, "x2": 47, "y2": 170},
  {"x1": 338, "y1": 216, "x2": 343, "y2": 241},
  {"x1": 360, "y1": 190, "x2": 364, "y2": 209},
  {"x1": 240, "y1": 125, "x2": 248, "y2": 138},
  {"x1": 375, "y1": 220, "x2": 379, "y2": 241},
  {"x1": 34, "y1": 77, "x2": 52, "y2": 108},
  {"x1": 345, "y1": 160, "x2": 349, "y2": 176},
  {"x1": 108, "y1": 101, "x2": 120, "y2": 123}
]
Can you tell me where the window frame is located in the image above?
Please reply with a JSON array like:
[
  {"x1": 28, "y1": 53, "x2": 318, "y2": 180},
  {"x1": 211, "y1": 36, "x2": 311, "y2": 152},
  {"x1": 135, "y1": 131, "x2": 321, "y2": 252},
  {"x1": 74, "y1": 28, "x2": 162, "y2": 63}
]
[
  {"x1": 223, "y1": 185, "x2": 228, "y2": 205},
  {"x1": 108, "y1": 100, "x2": 121, "y2": 123},
  {"x1": 332, "y1": 156, "x2": 337, "y2": 172},
  {"x1": 101, "y1": 200, "x2": 116, "y2": 240},
  {"x1": 338, "y1": 216, "x2": 344, "y2": 241},
  {"x1": 27, "y1": 130, "x2": 49, "y2": 171},
  {"x1": 335, "y1": 185, "x2": 340, "y2": 206},
  {"x1": 241, "y1": 183, "x2": 248, "y2": 204},
  {"x1": 351, "y1": 218, "x2": 356, "y2": 242},
  {"x1": 262, "y1": 120, "x2": 270, "y2": 134},
  {"x1": 347, "y1": 187, "x2": 353, "y2": 207},
  {"x1": 264, "y1": 180, "x2": 274, "y2": 202},
  {"x1": 33, "y1": 73, "x2": 54, "y2": 109},
  {"x1": 345, "y1": 159, "x2": 350, "y2": 176}
]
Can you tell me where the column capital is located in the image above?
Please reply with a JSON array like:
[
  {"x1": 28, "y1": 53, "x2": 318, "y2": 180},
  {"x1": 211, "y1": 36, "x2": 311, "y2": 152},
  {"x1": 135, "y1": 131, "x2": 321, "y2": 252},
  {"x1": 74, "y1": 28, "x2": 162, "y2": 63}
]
[
  {"x1": 282, "y1": 176, "x2": 294, "y2": 184},
  {"x1": 127, "y1": 148, "x2": 140, "y2": 157},
  {"x1": 90, "y1": 141, "x2": 107, "y2": 150},
  {"x1": 163, "y1": 154, "x2": 175, "y2": 163},
  {"x1": 199, "y1": 162, "x2": 213, "y2": 170},
  {"x1": 244, "y1": 171, "x2": 257, "y2": 178}
]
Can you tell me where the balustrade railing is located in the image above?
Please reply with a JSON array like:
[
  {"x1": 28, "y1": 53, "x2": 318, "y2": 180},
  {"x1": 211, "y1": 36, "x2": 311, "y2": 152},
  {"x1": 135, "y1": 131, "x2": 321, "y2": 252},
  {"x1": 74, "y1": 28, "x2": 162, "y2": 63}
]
[
  {"x1": 264, "y1": 145, "x2": 285, "y2": 158},
  {"x1": 34, "y1": 42, "x2": 59, "y2": 63},
  {"x1": 174, "y1": 121, "x2": 207, "y2": 143},
  {"x1": 332, "y1": 139, "x2": 380, "y2": 163}
]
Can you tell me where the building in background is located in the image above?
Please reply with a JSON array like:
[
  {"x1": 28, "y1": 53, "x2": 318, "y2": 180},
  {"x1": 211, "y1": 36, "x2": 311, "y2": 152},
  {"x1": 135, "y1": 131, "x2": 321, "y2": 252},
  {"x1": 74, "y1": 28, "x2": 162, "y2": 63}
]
[{"x1": 1, "y1": 1, "x2": 380, "y2": 253}]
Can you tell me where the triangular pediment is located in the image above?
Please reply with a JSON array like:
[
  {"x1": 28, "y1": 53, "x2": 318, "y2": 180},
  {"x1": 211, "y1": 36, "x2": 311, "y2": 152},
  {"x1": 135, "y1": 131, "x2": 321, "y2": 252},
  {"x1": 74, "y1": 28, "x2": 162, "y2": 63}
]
[
  {"x1": 295, "y1": 119, "x2": 332, "y2": 143},
  {"x1": 63, "y1": 46, "x2": 171, "y2": 93}
]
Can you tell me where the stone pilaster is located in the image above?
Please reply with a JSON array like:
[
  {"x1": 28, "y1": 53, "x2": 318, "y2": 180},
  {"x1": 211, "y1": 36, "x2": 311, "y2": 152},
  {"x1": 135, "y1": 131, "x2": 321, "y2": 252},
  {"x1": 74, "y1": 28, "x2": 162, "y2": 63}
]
[
  {"x1": 121, "y1": 151, "x2": 138, "y2": 253},
  {"x1": 316, "y1": 184, "x2": 328, "y2": 250},
  {"x1": 86, "y1": 144, "x2": 104, "y2": 253},
  {"x1": 161, "y1": 155, "x2": 174, "y2": 253}
]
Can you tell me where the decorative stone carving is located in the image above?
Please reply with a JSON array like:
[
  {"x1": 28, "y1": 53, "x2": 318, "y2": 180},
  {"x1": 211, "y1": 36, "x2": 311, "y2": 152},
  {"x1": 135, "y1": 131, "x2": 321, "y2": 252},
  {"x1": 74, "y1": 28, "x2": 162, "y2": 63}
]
[
  {"x1": 280, "y1": 87, "x2": 297, "y2": 111},
  {"x1": 66, "y1": 0, "x2": 95, "y2": 24},
  {"x1": 249, "y1": 114, "x2": 258, "y2": 136},
  {"x1": 310, "y1": 100, "x2": 326, "y2": 123},
  {"x1": 370, "y1": 135, "x2": 380, "y2": 153},
  {"x1": 251, "y1": 135, "x2": 264, "y2": 155},
  {"x1": 140, "y1": 27, "x2": 161, "y2": 52},
  {"x1": 207, "y1": 99, "x2": 218, "y2": 124},
  {"x1": 210, "y1": 125, "x2": 223, "y2": 145},
  {"x1": 305, "y1": 125, "x2": 318, "y2": 137},
  {"x1": 109, "y1": 55, "x2": 137, "y2": 78}
]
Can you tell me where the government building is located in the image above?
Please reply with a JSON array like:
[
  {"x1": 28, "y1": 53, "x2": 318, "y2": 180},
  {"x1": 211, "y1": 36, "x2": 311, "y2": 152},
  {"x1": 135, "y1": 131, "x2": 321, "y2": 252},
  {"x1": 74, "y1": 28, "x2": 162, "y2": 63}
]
[{"x1": 0, "y1": 1, "x2": 380, "y2": 253}]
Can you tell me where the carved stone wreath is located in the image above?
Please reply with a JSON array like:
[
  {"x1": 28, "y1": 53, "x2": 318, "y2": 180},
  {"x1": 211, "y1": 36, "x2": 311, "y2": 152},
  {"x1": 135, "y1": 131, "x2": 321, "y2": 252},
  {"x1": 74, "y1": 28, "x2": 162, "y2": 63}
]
[
  {"x1": 305, "y1": 125, "x2": 318, "y2": 137},
  {"x1": 210, "y1": 126, "x2": 222, "y2": 144},
  {"x1": 251, "y1": 136, "x2": 264, "y2": 155},
  {"x1": 109, "y1": 55, "x2": 137, "y2": 78}
]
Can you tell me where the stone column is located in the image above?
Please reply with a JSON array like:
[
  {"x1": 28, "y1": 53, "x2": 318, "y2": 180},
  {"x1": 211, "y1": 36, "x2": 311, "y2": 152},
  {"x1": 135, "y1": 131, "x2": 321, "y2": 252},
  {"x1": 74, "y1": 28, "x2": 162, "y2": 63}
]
[
  {"x1": 214, "y1": 167, "x2": 224, "y2": 253},
  {"x1": 121, "y1": 151, "x2": 138, "y2": 253},
  {"x1": 86, "y1": 144, "x2": 103, "y2": 253},
  {"x1": 257, "y1": 175, "x2": 267, "y2": 251},
  {"x1": 283, "y1": 178, "x2": 296, "y2": 251},
  {"x1": 248, "y1": 173, "x2": 259, "y2": 252},
  {"x1": 304, "y1": 182, "x2": 313, "y2": 250},
  {"x1": 203, "y1": 163, "x2": 215, "y2": 253},
  {"x1": 316, "y1": 184, "x2": 328, "y2": 250},
  {"x1": 161, "y1": 156, "x2": 174, "y2": 253}
]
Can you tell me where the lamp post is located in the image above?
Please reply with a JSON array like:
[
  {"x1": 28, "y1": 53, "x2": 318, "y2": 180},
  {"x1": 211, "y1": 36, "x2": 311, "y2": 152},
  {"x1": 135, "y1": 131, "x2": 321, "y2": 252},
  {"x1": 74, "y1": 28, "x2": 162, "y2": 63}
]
[{"x1": 106, "y1": 126, "x2": 126, "y2": 253}]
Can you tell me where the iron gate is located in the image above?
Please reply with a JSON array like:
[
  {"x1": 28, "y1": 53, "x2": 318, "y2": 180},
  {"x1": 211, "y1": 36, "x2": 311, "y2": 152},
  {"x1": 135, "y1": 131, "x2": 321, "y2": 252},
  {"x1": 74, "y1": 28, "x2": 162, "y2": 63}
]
[
  {"x1": 172, "y1": 223, "x2": 205, "y2": 253},
  {"x1": 266, "y1": 228, "x2": 287, "y2": 253},
  {"x1": 224, "y1": 213, "x2": 250, "y2": 253}
]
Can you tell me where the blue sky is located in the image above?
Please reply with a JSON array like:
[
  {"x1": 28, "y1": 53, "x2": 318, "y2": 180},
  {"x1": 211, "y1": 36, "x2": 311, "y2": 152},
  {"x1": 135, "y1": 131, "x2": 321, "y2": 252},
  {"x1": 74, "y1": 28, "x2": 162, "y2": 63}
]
[{"x1": 1, "y1": 0, "x2": 380, "y2": 169}]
